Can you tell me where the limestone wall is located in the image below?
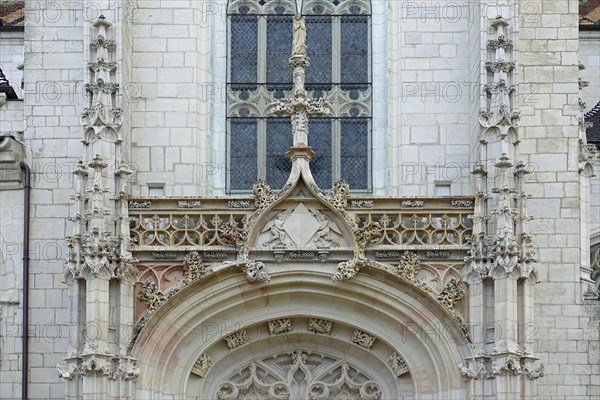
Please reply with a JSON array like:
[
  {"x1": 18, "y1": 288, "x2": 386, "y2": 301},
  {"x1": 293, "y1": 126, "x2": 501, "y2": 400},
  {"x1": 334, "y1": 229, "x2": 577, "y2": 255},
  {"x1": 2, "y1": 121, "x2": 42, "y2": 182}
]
[{"x1": 517, "y1": 0, "x2": 599, "y2": 397}]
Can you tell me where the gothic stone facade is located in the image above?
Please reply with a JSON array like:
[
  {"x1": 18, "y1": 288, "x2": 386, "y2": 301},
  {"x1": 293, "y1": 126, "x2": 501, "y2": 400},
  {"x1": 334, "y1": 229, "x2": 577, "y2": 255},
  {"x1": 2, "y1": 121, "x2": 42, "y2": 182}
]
[{"x1": 0, "y1": 0, "x2": 599, "y2": 399}]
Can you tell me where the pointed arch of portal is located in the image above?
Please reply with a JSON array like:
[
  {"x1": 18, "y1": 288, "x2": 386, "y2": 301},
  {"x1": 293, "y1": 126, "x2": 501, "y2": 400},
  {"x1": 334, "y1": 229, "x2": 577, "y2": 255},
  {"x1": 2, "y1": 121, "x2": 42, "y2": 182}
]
[{"x1": 132, "y1": 265, "x2": 472, "y2": 399}]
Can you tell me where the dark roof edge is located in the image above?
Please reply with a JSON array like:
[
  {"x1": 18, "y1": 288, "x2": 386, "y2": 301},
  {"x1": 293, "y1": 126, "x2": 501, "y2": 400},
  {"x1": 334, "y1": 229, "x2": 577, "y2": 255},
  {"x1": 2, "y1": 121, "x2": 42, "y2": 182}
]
[
  {"x1": 580, "y1": 24, "x2": 600, "y2": 31},
  {"x1": 0, "y1": 26, "x2": 24, "y2": 32}
]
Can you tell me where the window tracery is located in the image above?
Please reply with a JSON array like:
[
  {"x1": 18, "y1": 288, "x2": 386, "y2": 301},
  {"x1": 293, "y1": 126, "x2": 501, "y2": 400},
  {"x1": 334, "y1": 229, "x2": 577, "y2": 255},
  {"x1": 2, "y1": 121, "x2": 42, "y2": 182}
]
[
  {"x1": 227, "y1": 0, "x2": 372, "y2": 191},
  {"x1": 214, "y1": 349, "x2": 382, "y2": 399}
]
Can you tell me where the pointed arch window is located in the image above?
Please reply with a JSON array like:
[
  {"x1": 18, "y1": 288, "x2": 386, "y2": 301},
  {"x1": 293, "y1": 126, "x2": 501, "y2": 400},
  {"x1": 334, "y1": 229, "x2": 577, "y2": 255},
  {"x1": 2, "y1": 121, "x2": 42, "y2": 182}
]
[{"x1": 227, "y1": 0, "x2": 372, "y2": 192}]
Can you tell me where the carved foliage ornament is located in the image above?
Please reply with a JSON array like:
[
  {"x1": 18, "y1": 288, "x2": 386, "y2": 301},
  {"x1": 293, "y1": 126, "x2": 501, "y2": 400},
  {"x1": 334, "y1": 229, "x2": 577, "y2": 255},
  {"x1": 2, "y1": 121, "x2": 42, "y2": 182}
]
[
  {"x1": 268, "y1": 318, "x2": 292, "y2": 335},
  {"x1": 224, "y1": 329, "x2": 250, "y2": 350},
  {"x1": 308, "y1": 318, "x2": 332, "y2": 335},
  {"x1": 57, "y1": 357, "x2": 139, "y2": 382},
  {"x1": 137, "y1": 279, "x2": 165, "y2": 313},
  {"x1": 183, "y1": 251, "x2": 211, "y2": 281},
  {"x1": 388, "y1": 352, "x2": 410, "y2": 377},
  {"x1": 191, "y1": 353, "x2": 213, "y2": 378},
  {"x1": 351, "y1": 329, "x2": 375, "y2": 349},
  {"x1": 437, "y1": 278, "x2": 465, "y2": 310}
]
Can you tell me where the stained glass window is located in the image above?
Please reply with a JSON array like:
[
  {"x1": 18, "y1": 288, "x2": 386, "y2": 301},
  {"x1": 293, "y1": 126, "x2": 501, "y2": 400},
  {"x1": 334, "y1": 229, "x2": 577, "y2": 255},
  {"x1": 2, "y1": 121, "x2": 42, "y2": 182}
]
[
  {"x1": 227, "y1": 0, "x2": 371, "y2": 192},
  {"x1": 230, "y1": 119, "x2": 258, "y2": 189}
]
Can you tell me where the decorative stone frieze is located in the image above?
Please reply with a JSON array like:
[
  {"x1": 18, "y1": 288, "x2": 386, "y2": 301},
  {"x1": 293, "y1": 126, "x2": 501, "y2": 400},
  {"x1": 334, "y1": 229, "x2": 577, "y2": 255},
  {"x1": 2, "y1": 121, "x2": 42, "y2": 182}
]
[
  {"x1": 401, "y1": 200, "x2": 424, "y2": 208},
  {"x1": 202, "y1": 251, "x2": 228, "y2": 261},
  {"x1": 152, "y1": 252, "x2": 177, "y2": 260},
  {"x1": 425, "y1": 251, "x2": 450, "y2": 259},
  {"x1": 178, "y1": 200, "x2": 202, "y2": 209},
  {"x1": 350, "y1": 200, "x2": 374, "y2": 208},
  {"x1": 451, "y1": 200, "x2": 473, "y2": 208},
  {"x1": 228, "y1": 200, "x2": 252, "y2": 209},
  {"x1": 375, "y1": 251, "x2": 402, "y2": 260},
  {"x1": 129, "y1": 200, "x2": 151, "y2": 209}
]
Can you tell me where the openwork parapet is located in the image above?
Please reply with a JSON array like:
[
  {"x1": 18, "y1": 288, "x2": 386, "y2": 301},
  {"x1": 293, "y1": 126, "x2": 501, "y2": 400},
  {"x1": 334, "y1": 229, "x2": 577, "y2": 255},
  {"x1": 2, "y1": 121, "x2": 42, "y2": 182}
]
[{"x1": 128, "y1": 196, "x2": 473, "y2": 252}]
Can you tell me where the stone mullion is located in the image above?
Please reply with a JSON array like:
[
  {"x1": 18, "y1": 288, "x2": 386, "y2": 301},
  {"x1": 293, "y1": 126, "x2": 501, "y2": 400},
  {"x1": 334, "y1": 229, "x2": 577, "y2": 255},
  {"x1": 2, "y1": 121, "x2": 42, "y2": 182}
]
[
  {"x1": 258, "y1": 16, "x2": 267, "y2": 84},
  {"x1": 331, "y1": 17, "x2": 341, "y2": 85},
  {"x1": 332, "y1": 119, "x2": 341, "y2": 182},
  {"x1": 331, "y1": 17, "x2": 341, "y2": 182},
  {"x1": 258, "y1": 118, "x2": 267, "y2": 180}
]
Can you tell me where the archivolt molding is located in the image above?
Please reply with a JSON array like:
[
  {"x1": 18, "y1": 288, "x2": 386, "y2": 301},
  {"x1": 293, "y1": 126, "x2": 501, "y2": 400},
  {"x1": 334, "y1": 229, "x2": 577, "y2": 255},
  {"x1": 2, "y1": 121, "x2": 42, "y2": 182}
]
[
  {"x1": 130, "y1": 248, "x2": 470, "y2": 351},
  {"x1": 131, "y1": 270, "x2": 471, "y2": 398}
]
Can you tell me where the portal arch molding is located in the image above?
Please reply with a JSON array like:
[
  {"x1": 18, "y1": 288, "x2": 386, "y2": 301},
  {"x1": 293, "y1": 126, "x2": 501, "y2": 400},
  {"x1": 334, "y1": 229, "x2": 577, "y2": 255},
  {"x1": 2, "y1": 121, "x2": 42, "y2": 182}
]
[{"x1": 132, "y1": 267, "x2": 470, "y2": 399}]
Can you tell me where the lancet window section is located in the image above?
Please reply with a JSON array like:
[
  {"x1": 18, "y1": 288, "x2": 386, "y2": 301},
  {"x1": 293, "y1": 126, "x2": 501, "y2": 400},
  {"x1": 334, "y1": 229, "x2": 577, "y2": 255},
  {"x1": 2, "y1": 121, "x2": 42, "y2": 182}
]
[{"x1": 227, "y1": 0, "x2": 372, "y2": 191}]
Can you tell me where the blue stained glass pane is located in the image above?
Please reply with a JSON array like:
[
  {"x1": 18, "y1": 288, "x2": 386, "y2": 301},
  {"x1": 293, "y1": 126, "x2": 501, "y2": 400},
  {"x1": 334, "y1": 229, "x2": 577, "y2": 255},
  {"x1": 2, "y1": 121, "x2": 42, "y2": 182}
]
[
  {"x1": 306, "y1": 16, "x2": 332, "y2": 90},
  {"x1": 230, "y1": 15, "x2": 258, "y2": 84},
  {"x1": 341, "y1": 16, "x2": 368, "y2": 88},
  {"x1": 341, "y1": 119, "x2": 369, "y2": 189},
  {"x1": 308, "y1": 119, "x2": 332, "y2": 188},
  {"x1": 266, "y1": 119, "x2": 293, "y2": 188},
  {"x1": 267, "y1": 16, "x2": 293, "y2": 87},
  {"x1": 230, "y1": 119, "x2": 258, "y2": 190}
]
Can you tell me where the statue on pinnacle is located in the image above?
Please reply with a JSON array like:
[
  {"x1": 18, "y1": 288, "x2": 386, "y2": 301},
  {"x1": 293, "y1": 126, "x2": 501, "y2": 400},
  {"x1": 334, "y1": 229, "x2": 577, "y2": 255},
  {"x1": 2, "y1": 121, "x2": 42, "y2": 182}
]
[{"x1": 272, "y1": 15, "x2": 329, "y2": 149}]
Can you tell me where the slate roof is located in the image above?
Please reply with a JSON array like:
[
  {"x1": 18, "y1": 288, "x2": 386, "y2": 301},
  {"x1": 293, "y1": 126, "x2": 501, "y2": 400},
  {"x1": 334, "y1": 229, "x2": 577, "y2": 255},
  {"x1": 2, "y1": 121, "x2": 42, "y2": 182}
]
[{"x1": 0, "y1": 0, "x2": 24, "y2": 30}]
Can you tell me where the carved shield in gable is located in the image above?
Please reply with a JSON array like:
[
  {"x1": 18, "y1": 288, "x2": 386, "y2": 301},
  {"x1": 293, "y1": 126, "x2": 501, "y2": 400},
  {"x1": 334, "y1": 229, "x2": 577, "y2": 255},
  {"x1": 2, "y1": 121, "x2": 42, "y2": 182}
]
[{"x1": 255, "y1": 202, "x2": 344, "y2": 249}]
